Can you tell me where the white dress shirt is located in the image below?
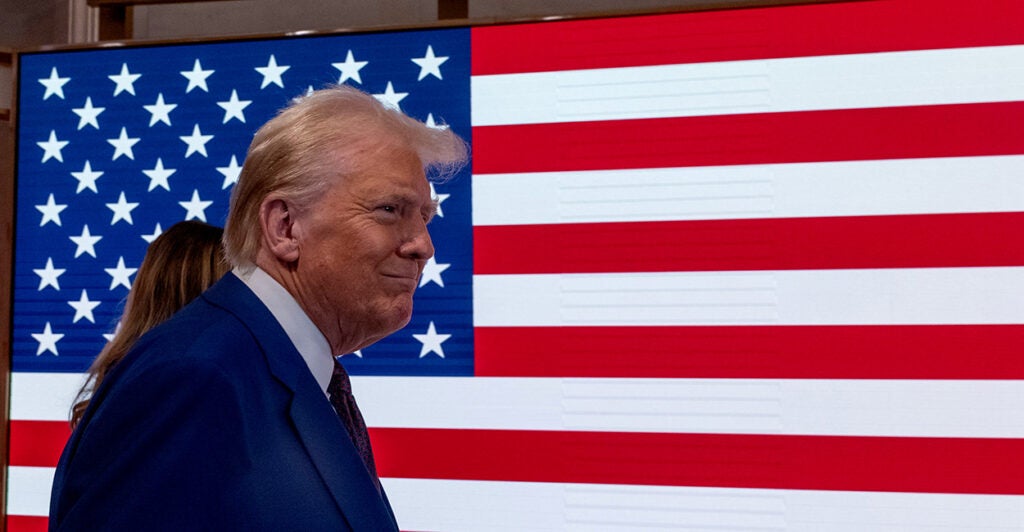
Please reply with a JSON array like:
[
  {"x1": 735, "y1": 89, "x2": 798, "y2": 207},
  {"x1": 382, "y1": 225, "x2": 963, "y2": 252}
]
[{"x1": 234, "y1": 266, "x2": 334, "y2": 396}]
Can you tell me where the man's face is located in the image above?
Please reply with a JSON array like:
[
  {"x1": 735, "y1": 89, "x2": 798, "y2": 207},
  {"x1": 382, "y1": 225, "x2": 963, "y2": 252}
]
[{"x1": 292, "y1": 143, "x2": 436, "y2": 353}]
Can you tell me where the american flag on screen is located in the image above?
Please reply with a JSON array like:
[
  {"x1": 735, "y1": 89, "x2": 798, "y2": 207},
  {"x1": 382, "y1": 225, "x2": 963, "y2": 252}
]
[{"x1": 8, "y1": 0, "x2": 1024, "y2": 530}]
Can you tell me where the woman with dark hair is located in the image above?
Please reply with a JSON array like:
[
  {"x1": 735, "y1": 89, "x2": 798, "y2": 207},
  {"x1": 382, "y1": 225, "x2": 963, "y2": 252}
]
[{"x1": 71, "y1": 220, "x2": 228, "y2": 428}]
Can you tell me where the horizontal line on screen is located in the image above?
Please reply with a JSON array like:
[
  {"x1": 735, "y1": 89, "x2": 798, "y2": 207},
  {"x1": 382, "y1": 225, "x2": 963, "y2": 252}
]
[
  {"x1": 384, "y1": 478, "x2": 1024, "y2": 531},
  {"x1": 471, "y1": 155, "x2": 1024, "y2": 226},
  {"x1": 9, "y1": 421, "x2": 70, "y2": 469},
  {"x1": 5, "y1": 467, "x2": 55, "y2": 522},
  {"x1": 474, "y1": 324, "x2": 1024, "y2": 379},
  {"x1": 13, "y1": 470, "x2": 1024, "y2": 529},
  {"x1": 472, "y1": 45, "x2": 1024, "y2": 126},
  {"x1": 33, "y1": 429, "x2": 1018, "y2": 496},
  {"x1": 473, "y1": 212, "x2": 1024, "y2": 274},
  {"x1": 370, "y1": 428, "x2": 1024, "y2": 495},
  {"x1": 472, "y1": 267, "x2": 1024, "y2": 326},
  {"x1": 471, "y1": 102, "x2": 1024, "y2": 174},
  {"x1": 471, "y1": 0, "x2": 1024, "y2": 75},
  {"x1": 13, "y1": 377, "x2": 1024, "y2": 454},
  {"x1": 5, "y1": 514, "x2": 46, "y2": 532}
]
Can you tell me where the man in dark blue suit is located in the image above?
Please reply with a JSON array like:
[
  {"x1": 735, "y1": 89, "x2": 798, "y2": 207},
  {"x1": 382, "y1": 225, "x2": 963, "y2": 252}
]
[{"x1": 49, "y1": 85, "x2": 468, "y2": 530}]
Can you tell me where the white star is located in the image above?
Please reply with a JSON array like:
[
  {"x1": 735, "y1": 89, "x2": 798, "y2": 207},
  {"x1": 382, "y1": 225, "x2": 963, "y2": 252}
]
[
  {"x1": 180, "y1": 59, "x2": 214, "y2": 93},
  {"x1": 217, "y1": 155, "x2": 242, "y2": 189},
  {"x1": 106, "y1": 191, "x2": 139, "y2": 225},
  {"x1": 108, "y1": 63, "x2": 141, "y2": 96},
  {"x1": 351, "y1": 350, "x2": 363, "y2": 358},
  {"x1": 419, "y1": 256, "x2": 451, "y2": 288},
  {"x1": 411, "y1": 45, "x2": 449, "y2": 81},
  {"x1": 413, "y1": 321, "x2": 452, "y2": 358},
  {"x1": 37, "y1": 130, "x2": 69, "y2": 163},
  {"x1": 144, "y1": 93, "x2": 177, "y2": 127},
  {"x1": 142, "y1": 158, "x2": 176, "y2": 191},
  {"x1": 35, "y1": 193, "x2": 67, "y2": 227},
  {"x1": 424, "y1": 113, "x2": 450, "y2": 130},
  {"x1": 71, "y1": 161, "x2": 103, "y2": 193},
  {"x1": 217, "y1": 90, "x2": 252, "y2": 123},
  {"x1": 72, "y1": 97, "x2": 105, "y2": 130},
  {"x1": 108, "y1": 127, "x2": 140, "y2": 160},
  {"x1": 70, "y1": 225, "x2": 102, "y2": 258},
  {"x1": 332, "y1": 50, "x2": 368, "y2": 84},
  {"x1": 103, "y1": 322, "x2": 121, "y2": 343},
  {"x1": 105, "y1": 256, "x2": 137, "y2": 290},
  {"x1": 290, "y1": 86, "x2": 314, "y2": 104},
  {"x1": 34, "y1": 258, "x2": 66, "y2": 291},
  {"x1": 180, "y1": 124, "x2": 214, "y2": 158},
  {"x1": 39, "y1": 67, "x2": 71, "y2": 100},
  {"x1": 68, "y1": 289, "x2": 101, "y2": 324},
  {"x1": 142, "y1": 223, "x2": 163, "y2": 244},
  {"x1": 32, "y1": 322, "x2": 64, "y2": 356},
  {"x1": 430, "y1": 182, "x2": 450, "y2": 218},
  {"x1": 373, "y1": 82, "x2": 408, "y2": 111},
  {"x1": 179, "y1": 189, "x2": 213, "y2": 221},
  {"x1": 255, "y1": 55, "x2": 289, "y2": 89}
]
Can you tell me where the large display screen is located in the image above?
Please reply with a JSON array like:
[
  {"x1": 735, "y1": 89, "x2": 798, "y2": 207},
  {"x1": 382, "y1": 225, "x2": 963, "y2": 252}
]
[{"x1": 9, "y1": 0, "x2": 1024, "y2": 529}]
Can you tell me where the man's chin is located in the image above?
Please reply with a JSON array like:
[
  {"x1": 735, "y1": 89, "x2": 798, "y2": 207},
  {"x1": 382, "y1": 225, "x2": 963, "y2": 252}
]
[{"x1": 382, "y1": 302, "x2": 415, "y2": 332}]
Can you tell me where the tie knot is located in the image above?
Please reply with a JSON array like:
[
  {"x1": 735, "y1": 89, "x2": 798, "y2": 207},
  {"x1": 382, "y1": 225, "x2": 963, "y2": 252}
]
[{"x1": 328, "y1": 360, "x2": 352, "y2": 397}]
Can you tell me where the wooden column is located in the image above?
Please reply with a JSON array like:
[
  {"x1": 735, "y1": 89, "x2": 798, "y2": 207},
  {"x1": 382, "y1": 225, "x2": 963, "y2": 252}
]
[
  {"x1": 0, "y1": 46, "x2": 14, "y2": 522},
  {"x1": 95, "y1": 4, "x2": 134, "y2": 41},
  {"x1": 87, "y1": 0, "x2": 243, "y2": 41},
  {"x1": 438, "y1": 0, "x2": 468, "y2": 20}
]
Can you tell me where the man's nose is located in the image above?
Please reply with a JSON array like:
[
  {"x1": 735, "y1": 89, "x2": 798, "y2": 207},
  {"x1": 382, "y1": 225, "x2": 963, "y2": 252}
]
[{"x1": 401, "y1": 219, "x2": 434, "y2": 260}]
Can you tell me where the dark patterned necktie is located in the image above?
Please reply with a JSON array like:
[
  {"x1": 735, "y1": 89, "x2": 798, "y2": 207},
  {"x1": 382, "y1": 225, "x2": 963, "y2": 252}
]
[{"x1": 327, "y1": 360, "x2": 381, "y2": 490}]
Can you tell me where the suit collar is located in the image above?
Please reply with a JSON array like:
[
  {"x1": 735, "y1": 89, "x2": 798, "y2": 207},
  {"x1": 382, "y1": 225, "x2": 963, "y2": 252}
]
[
  {"x1": 233, "y1": 266, "x2": 334, "y2": 394},
  {"x1": 200, "y1": 273, "x2": 398, "y2": 530},
  {"x1": 202, "y1": 273, "x2": 308, "y2": 385}
]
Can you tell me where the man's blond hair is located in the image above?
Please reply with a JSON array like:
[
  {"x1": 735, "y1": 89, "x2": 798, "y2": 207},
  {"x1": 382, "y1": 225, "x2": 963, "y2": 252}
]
[{"x1": 223, "y1": 84, "x2": 467, "y2": 270}]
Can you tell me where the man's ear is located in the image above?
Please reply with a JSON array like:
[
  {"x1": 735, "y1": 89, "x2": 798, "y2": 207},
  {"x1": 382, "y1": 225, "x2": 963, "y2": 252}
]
[{"x1": 259, "y1": 197, "x2": 300, "y2": 263}]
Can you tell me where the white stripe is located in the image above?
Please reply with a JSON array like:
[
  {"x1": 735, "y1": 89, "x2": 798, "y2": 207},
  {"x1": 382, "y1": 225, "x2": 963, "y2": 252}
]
[
  {"x1": 386, "y1": 478, "x2": 1024, "y2": 532},
  {"x1": 472, "y1": 45, "x2": 1024, "y2": 126},
  {"x1": 474, "y1": 267, "x2": 1024, "y2": 326},
  {"x1": 10, "y1": 372, "x2": 86, "y2": 421},
  {"x1": 353, "y1": 377, "x2": 1024, "y2": 438},
  {"x1": 15, "y1": 373, "x2": 1024, "y2": 438},
  {"x1": 15, "y1": 469, "x2": 1024, "y2": 528},
  {"x1": 6, "y1": 466, "x2": 54, "y2": 517},
  {"x1": 471, "y1": 155, "x2": 1024, "y2": 226}
]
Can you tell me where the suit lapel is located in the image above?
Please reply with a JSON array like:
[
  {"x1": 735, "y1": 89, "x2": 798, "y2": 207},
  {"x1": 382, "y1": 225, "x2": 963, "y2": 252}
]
[
  {"x1": 289, "y1": 390, "x2": 397, "y2": 529},
  {"x1": 201, "y1": 274, "x2": 398, "y2": 530}
]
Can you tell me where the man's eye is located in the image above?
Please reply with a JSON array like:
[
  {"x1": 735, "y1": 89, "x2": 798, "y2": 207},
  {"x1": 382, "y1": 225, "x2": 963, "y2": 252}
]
[{"x1": 379, "y1": 205, "x2": 397, "y2": 213}]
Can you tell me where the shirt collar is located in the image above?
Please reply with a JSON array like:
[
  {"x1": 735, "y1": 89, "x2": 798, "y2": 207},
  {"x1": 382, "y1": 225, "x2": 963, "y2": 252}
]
[{"x1": 233, "y1": 266, "x2": 334, "y2": 395}]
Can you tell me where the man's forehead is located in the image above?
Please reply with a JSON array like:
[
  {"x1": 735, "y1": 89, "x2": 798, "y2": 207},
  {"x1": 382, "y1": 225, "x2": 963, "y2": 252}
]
[{"x1": 341, "y1": 171, "x2": 433, "y2": 203}]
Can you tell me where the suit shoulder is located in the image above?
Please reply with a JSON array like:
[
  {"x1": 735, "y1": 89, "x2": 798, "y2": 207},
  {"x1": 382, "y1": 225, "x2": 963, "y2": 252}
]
[{"x1": 133, "y1": 297, "x2": 262, "y2": 368}]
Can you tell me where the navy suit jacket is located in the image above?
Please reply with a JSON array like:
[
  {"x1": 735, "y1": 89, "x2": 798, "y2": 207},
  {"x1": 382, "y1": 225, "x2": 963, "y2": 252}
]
[{"x1": 50, "y1": 273, "x2": 399, "y2": 531}]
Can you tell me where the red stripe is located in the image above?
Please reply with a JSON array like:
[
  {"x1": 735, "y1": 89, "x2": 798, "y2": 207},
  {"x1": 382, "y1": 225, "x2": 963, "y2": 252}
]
[
  {"x1": 471, "y1": 0, "x2": 1024, "y2": 75},
  {"x1": 372, "y1": 428, "x2": 1024, "y2": 495},
  {"x1": 475, "y1": 324, "x2": 1024, "y2": 379},
  {"x1": 6, "y1": 516, "x2": 48, "y2": 532},
  {"x1": 472, "y1": 102, "x2": 1024, "y2": 174},
  {"x1": 474, "y1": 212, "x2": 1024, "y2": 274},
  {"x1": 15, "y1": 421, "x2": 1024, "y2": 494},
  {"x1": 9, "y1": 420, "x2": 71, "y2": 468}
]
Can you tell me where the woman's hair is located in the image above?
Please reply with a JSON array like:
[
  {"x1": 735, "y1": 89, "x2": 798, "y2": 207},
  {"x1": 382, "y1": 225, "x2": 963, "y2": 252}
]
[
  {"x1": 70, "y1": 220, "x2": 229, "y2": 428},
  {"x1": 223, "y1": 84, "x2": 468, "y2": 271}
]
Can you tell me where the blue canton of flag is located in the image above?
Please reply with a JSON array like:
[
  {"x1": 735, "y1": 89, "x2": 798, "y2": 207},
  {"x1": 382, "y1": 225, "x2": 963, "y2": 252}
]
[{"x1": 14, "y1": 28, "x2": 473, "y2": 376}]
